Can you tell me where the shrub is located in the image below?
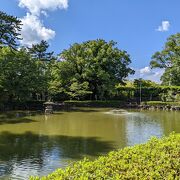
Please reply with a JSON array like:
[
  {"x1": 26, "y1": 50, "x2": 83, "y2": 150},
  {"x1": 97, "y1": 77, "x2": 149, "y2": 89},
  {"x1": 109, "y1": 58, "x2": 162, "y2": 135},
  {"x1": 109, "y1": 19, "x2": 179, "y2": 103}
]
[
  {"x1": 64, "y1": 100, "x2": 125, "y2": 107},
  {"x1": 30, "y1": 133, "x2": 180, "y2": 180},
  {"x1": 143, "y1": 101, "x2": 180, "y2": 106}
]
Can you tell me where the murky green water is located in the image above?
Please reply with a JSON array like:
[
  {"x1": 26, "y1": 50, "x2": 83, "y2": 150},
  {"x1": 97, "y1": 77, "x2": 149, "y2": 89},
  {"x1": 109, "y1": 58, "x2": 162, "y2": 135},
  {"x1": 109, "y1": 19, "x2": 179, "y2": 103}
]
[{"x1": 0, "y1": 108, "x2": 179, "y2": 179}]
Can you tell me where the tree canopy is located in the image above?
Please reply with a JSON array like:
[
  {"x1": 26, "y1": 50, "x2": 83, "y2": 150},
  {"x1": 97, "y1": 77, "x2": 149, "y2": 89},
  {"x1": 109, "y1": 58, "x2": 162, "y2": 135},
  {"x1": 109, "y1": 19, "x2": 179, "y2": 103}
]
[
  {"x1": 27, "y1": 40, "x2": 55, "y2": 101},
  {"x1": 50, "y1": 39, "x2": 134, "y2": 100},
  {"x1": 150, "y1": 33, "x2": 180, "y2": 86},
  {"x1": 0, "y1": 11, "x2": 21, "y2": 49},
  {"x1": 1, "y1": 10, "x2": 179, "y2": 105},
  {"x1": 0, "y1": 47, "x2": 44, "y2": 101},
  {"x1": 28, "y1": 40, "x2": 54, "y2": 62},
  {"x1": 0, "y1": 40, "x2": 55, "y2": 102}
]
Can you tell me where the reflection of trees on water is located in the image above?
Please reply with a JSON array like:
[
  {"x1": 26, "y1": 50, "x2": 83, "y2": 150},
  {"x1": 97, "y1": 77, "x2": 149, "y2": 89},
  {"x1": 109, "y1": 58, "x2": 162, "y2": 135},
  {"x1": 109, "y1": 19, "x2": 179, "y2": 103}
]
[
  {"x1": 125, "y1": 111, "x2": 180, "y2": 146},
  {"x1": 0, "y1": 131, "x2": 114, "y2": 177},
  {"x1": 148, "y1": 111, "x2": 180, "y2": 135},
  {"x1": 0, "y1": 111, "x2": 38, "y2": 125},
  {"x1": 125, "y1": 113, "x2": 163, "y2": 146}
]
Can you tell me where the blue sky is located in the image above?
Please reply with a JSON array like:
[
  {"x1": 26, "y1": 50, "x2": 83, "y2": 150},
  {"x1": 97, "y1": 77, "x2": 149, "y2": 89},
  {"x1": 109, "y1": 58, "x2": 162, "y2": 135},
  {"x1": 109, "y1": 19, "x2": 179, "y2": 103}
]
[{"x1": 1, "y1": 0, "x2": 180, "y2": 82}]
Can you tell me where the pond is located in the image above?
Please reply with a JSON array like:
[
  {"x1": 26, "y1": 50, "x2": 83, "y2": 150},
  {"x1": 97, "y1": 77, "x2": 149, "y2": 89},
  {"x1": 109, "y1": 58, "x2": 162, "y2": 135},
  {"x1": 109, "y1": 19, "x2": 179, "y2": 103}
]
[{"x1": 0, "y1": 108, "x2": 179, "y2": 179}]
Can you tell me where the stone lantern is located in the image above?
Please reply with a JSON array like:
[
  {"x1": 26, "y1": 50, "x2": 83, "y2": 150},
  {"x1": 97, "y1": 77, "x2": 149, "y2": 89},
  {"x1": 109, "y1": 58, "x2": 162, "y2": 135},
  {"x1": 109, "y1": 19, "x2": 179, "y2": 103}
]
[{"x1": 44, "y1": 101, "x2": 55, "y2": 114}]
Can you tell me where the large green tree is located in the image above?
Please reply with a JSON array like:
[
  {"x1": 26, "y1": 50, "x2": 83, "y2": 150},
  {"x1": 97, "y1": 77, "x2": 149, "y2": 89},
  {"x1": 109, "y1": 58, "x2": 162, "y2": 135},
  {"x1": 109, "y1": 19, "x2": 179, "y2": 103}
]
[
  {"x1": 0, "y1": 47, "x2": 45, "y2": 102},
  {"x1": 28, "y1": 40, "x2": 55, "y2": 100},
  {"x1": 150, "y1": 33, "x2": 180, "y2": 85},
  {"x1": 0, "y1": 11, "x2": 21, "y2": 49},
  {"x1": 52, "y1": 39, "x2": 134, "y2": 100}
]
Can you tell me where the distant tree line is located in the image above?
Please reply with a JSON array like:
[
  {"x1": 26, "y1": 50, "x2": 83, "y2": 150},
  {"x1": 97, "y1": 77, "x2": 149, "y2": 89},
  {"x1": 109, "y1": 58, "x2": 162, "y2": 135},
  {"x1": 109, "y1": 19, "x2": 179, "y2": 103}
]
[
  {"x1": 116, "y1": 79, "x2": 180, "y2": 103},
  {"x1": 0, "y1": 11, "x2": 179, "y2": 108}
]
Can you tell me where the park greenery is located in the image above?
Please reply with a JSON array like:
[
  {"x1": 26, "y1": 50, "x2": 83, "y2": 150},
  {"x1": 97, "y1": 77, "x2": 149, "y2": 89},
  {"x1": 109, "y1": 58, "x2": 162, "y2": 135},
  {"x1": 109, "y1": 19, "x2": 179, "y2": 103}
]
[
  {"x1": 0, "y1": 9, "x2": 180, "y2": 180},
  {"x1": 0, "y1": 10, "x2": 179, "y2": 108},
  {"x1": 30, "y1": 133, "x2": 180, "y2": 180},
  {"x1": 150, "y1": 33, "x2": 180, "y2": 86}
]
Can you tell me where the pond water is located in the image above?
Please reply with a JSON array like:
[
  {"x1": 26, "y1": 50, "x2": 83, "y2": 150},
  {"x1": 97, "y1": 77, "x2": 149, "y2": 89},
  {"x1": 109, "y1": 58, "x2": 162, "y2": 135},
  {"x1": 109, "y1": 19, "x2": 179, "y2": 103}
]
[{"x1": 0, "y1": 108, "x2": 179, "y2": 179}]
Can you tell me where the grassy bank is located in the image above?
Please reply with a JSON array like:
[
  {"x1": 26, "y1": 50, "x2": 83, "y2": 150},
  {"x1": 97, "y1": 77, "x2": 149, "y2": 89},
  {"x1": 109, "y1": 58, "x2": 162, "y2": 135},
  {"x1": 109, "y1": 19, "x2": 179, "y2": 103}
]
[{"x1": 30, "y1": 133, "x2": 180, "y2": 180}]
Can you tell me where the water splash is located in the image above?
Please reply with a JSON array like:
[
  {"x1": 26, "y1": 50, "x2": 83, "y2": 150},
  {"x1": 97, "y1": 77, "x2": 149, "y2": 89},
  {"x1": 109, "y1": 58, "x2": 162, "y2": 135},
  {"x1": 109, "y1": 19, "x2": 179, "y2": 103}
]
[{"x1": 104, "y1": 109, "x2": 132, "y2": 116}]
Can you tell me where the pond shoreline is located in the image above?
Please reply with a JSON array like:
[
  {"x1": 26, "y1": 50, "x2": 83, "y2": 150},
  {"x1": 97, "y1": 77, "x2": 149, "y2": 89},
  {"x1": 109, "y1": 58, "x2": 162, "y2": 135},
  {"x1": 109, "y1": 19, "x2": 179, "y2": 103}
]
[
  {"x1": 0, "y1": 100, "x2": 180, "y2": 112},
  {"x1": 64, "y1": 101, "x2": 180, "y2": 111}
]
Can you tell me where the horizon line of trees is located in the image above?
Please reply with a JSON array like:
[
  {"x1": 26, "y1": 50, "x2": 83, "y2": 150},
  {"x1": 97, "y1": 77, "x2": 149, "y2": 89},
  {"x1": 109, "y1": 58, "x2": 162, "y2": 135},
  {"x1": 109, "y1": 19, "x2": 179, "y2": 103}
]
[{"x1": 0, "y1": 10, "x2": 179, "y2": 105}]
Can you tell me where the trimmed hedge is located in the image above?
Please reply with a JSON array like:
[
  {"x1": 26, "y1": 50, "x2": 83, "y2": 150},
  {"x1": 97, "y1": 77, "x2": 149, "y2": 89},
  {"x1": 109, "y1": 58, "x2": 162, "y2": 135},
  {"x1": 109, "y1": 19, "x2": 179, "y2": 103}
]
[
  {"x1": 30, "y1": 133, "x2": 180, "y2": 180},
  {"x1": 64, "y1": 100, "x2": 126, "y2": 107},
  {"x1": 143, "y1": 101, "x2": 180, "y2": 106}
]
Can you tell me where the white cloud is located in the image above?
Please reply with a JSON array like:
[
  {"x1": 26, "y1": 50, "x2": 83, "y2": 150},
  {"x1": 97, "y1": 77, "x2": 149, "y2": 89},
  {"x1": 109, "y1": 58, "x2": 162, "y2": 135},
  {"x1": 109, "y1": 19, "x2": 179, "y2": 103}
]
[
  {"x1": 18, "y1": 0, "x2": 69, "y2": 46},
  {"x1": 140, "y1": 66, "x2": 152, "y2": 75},
  {"x1": 129, "y1": 66, "x2": 165, "y2": 83},
  {"x1": 19, "y1": 0, "x2": 68, "y2": 16},
  {"x1": 20, "y1": 13, "x2": 55, "y2": 46},
  {"x1": 156, "y1": 21, "x2": 170, "y2": 32}
]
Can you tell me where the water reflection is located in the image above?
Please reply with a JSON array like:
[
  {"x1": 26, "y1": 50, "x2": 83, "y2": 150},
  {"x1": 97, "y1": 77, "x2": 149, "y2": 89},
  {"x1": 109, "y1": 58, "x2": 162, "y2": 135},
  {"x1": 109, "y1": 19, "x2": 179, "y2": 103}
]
[
  {"x1": 0, "y1": 111, "x2": 38, "y2": 125},
  {"x1": 125, "y1": 112, "x2": 163, "y2": 146},
  {"x1": 0, "y1": 131, "x2": 114, "y2": 179}
]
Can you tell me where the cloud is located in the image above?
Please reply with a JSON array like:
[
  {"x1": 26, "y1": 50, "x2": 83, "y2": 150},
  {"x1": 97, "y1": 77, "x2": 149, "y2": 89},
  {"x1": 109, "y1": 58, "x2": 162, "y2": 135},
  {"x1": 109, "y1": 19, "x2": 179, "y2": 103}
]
[
  {"x1": 156, "y1": 21, "x2": 170, "y2": 32},
  {"x1": 140, "y1": 66, "x2": 153, "y2": 75},
  {"x1": 18, "y1": 0, "x2": 68, "y2": 46},
  {"x1": 129, "y1": 66, "x2": 165, "y2": 83},
  {"x1": 20, "y1": 13, "x2": 55, "y2": 46},
  {"x1": 19, "y1": 0, "x2": 68, "y2": 16}
]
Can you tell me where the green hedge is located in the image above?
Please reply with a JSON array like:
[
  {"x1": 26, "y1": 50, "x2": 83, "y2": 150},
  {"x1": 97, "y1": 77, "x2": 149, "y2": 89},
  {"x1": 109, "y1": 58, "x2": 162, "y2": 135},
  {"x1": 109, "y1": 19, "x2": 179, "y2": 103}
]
[
  {"x1": 30, "y1": 133, "x2": 180, "y2": 180},
  {"x1": 143, "y1": 101, "x2": 180, "y2": 106},
  {"x1": 64, "y1": 100, "x2": 126, "y2": 107}
]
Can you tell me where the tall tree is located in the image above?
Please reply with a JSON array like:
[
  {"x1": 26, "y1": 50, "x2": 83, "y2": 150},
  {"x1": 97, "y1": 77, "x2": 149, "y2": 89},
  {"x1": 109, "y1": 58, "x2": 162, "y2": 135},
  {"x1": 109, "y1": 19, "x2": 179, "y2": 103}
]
[
  {"x1": 0, "y1": 11, "x2": 21, "y2": 49},
  {"x1": 150, "y1": 33, "x2": 180, "y2": 85},
  {"x1": 28, "y1": 40, "x2": 55, "y2": 100},
  {"x1": 28, "y1": 40, "x2": 54, "y2": 61},
  {"x1": 55, "y1": 39, "x2": 134, "y2": 100},
  {"x1": 0, "y1": 47, "x2": 45, "y2": 102}
]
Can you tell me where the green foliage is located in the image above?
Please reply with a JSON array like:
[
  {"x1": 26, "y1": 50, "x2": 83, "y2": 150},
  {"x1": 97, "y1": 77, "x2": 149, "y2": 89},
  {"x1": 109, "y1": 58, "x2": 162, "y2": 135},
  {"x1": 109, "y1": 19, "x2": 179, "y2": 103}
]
[
  {"x1": 133, "y1": 79, "x2": 158, "y2": 88},
  {"x1": 30, "y1": 133, "x2": 180, "y2": 180},
  {"x1": 0, "y1": 11, "x2": 21, "y2": 49},
  {"x1": 116, "y1": 82, "x2": 180, "y2": 102},
  {"x1": 160, "y1": 90, "x2": 175, "y2": 102},
  {"x1": 64, "y1": 100, "x2": 125, "y2": 107},
  {"x1": 159, "y1": 86, "x2": 180, "y2": 102},
  {"x1": 0, "y1": 39, "x2": 58, "y2": 104},
  {"x1": 53, "y1": 39, "x2": 134, "y2": 100},
  {"x1": 175, "y1": 93, "x2": 180, "y2": 101},
  {"x1": 48, "y1": 60, "x2": 74, "y2": 99},
  {"x1": 27, "y1": 40, "x2": 56, "y2": 101},
  {"x1": 67, "y1": 81, "x2": 92, "y2": 100},
  {"x1": 116, "y1": 80, "x2": 159, "y2": 102},
  {"x1": 0, "y1": 11, "x2": 179, "y2": 104},
  {"x1": 28, "y1": 40, "x2": 54, "y2": 62},
  {"x1": 0, "y1": 47, "x2": 47, "y2": 102},
  {"x1": 150, "y1": 33, "x2": 180, "y2": 86},
  {"x1": 143, "y1": 101, "x2": 180, "y2": 106}
]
